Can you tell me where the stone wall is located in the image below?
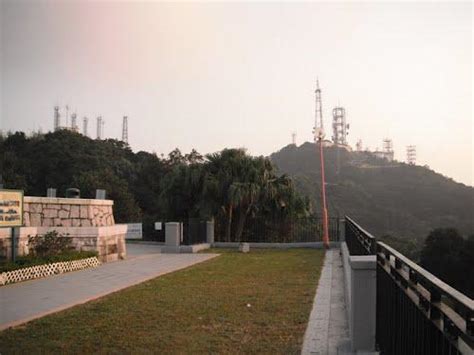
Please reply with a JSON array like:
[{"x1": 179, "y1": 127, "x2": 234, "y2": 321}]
[
  {"x1": 0, "y1": 196, "x2": 125, "y2": 263},
  {"x1": 23, "y1": 197, "x2": 115, "y2": 228}
]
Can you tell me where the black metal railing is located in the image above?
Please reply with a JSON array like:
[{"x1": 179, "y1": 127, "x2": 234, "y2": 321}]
[
  {"x1": 344, "y1": 216, "x2": 474, "y2": 354},
  {"x1": 215, "y1": 216, "x2": 340, "y2": 243},
  {"x1": 181, "y1": 219, "x2": 208, "y2": 245},
  {"x1": 345, "y1": 216, "x2": 377, "y2": 255}
]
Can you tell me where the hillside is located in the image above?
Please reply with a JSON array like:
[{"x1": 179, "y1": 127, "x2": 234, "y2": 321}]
[{"x1": 270, "y1": 142, "x2": 474, "y2": 246}]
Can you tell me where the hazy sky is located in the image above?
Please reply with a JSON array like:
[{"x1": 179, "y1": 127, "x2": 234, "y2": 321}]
[{"x1": 1, "y1": 1, "x2": 472, "y2": 185}]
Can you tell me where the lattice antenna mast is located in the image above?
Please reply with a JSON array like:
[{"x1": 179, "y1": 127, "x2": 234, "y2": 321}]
[
  {"x1": 122, "y1": 116, "x2": 128, "y2": 143},
  {"x1": 291, "y1": 131, "x2": 296, "y2": 145},
  {"x1": 83, "y1": 117, "x2": 88, "y2": 137},
  {"x1": 96, "y1": 116, "x2": 102, "y2": 139},
  {"x1": 54, "y1": 106, "x2": 60, "y2": 131},
  {"x1": 71, "y1": 113, "x2": 78, "y2": 132},
  {"x1": 332, "y1": 107, "x2": 348, "y2": 145},
  {"x1": 407, "y1": 145, "x2": 416, "y2": 165},
  {"x1": 312, "y1": 79, "x2": 329, "y2": 249},
  {"x1": 313, "y1": 79, "x2": 324, "y2": 141}
]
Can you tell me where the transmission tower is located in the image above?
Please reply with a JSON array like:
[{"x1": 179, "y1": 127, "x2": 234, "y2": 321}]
[
  {"x1": 407, "y1": 145, "x2": 416, "y2": 165},
  {"x1": 122, "y1": 116, "x2": 128, "y2": 143},
  {"x1": 71, "y1": 113, "x2": 78, "y2": 132},
  {"x1": 383, "y1": 138, "x2": 394, "y2": 161},
  {"x1": 83, "y1": 117, "x2": 88, "y2": 137},
  {"x1": 96, "y1": 116, "x2": 103, "y2": 139},
  {"x1": 312, "y1": 79, "x2": 325, "y2": 142},
  {"x1": 54, "y1": 106, "x2": 60, "y2": 131},
  {"x1": 332, "y1": 107, "x2": 349, "y2": 145},
  {"x1": 291, "y1": 131, "x2": 296, "y2": 145}
]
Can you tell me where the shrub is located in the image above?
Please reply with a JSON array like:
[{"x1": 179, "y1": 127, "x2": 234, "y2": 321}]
[{"x1": 28, "y1": 230, "x2": 74, "y2": 257}]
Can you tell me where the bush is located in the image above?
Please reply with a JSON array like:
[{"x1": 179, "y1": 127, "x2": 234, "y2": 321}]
[
  {"x1": 28, "y1": 230, "x2": 73, "y2": 257},
  {"x1": 0, "y1": 250, "x2": 98, "y2": 273}
]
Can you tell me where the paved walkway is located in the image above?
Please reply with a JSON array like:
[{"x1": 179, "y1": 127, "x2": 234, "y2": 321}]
[
  {"x1": 0, "y1": 245, "x2": 218, "y2": 330},
  {"x1": 301, "y1": 249, "x2": 350, "y2": 354}
]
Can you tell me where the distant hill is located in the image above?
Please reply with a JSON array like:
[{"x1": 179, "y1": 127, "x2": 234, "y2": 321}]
[{"x1": 270, "y1": 142, "x2": 474, "y2": 250}]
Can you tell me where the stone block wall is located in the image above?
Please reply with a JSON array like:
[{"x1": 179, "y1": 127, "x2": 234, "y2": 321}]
[{"x1": 23, "y1": 197, "x2": 115, "y2": 228}]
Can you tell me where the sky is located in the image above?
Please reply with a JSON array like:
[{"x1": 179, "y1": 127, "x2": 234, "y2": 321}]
[{"x1": 0, "y1": 1, "x2": 472, "y2": 185}]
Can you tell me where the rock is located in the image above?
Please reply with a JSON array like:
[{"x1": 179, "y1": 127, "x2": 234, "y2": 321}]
[
  {"x1": 30, "y1": 213, "x2": 42, "y2": 226},
  {"x1": 58, "y1": 209, "x2": 69, "y2": 218},
  {"x1": 80, "y1": 205, "x2": 89, "y2": 219},
  {"x1": 70, "y1": 206, "x2": 80, "y2": 218},
  {"x1": 43, "y1": 208, "x2": 58, "y2": 218},
  {"x1": 30, "y1": 204, "x2": 42, "y2": 213}
]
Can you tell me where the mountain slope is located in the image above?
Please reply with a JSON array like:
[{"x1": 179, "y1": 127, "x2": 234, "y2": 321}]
[{"x1": 270, "y1": 142, "x2": 474, "y2": 242}]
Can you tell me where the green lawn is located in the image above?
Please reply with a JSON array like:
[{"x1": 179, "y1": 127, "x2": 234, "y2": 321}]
[{"x1": 0, "y1": 248, "x2": 325, "y2": 354}]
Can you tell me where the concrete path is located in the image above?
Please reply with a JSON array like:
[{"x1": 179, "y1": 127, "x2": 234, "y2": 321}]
[
  {"x1": 301, "y1": 249, "x2": 350, "y2": 354},
  {"x1": 0, "y1": 245, "x2": 218, "y2": 330}
]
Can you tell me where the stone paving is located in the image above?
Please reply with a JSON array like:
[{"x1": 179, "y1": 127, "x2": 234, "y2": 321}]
[
  {"x1": 301, "y1": 249, "x2": 350, "y2": 354},
  {"x1": 0, "y1": 244, "x2": 218, "y2": 330}
]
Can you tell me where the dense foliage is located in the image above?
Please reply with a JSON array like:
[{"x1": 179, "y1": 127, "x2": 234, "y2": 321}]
[
  {"x1": 419, "y1": 228, "x2": 474, "y2": 298},
  {"x1": 0, "y1": 131, "x2": 309, "y2": 241},
  {"x1": 271, "y1": 142, "x2": 474, "y2": 253}
]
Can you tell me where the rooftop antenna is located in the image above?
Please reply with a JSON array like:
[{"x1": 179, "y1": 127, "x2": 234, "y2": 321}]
[
  {"x1": 122, "y1": 116, "x2": 128, "y2": 143},
  {"x1": 83, "y1": 117, "x2": 88, "y2": 137},
  {"x1": 312, "y1": 79, "x2": 329, "y2": 249},
  {"x1": 291, "y1": 131, "x2": 296, "y2": 145}
]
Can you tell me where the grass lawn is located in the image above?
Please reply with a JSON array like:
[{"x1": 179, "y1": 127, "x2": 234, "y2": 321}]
[{"x1": 0, "y1": 248, "x2": 325, "y2": 354}]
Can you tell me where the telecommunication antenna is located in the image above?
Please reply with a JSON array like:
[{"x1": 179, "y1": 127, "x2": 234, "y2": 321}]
[
  {"x1": 71, "y1": 113, "x2": 78, "y2": 132},
  {"x1": 65, "y1": 105, "x2": 69, "y2": 128},
  {"x1": 54, "y1": 106, "x2": 60, "y2": 131},
  {"x1": 83, "y1": 117, "x2": 88, "y2": 137},
  {"x1": 332, "y1": 107, "x2": 349, "y2": 146},
  {"x1": 312, "y1": 79, "x2": 329, "y2": 249},
  {"x1": 407, "y1": 145, "x2": 416, "y2": 165},
  {"x1": 356, "y1": 139, "x2": 363, "y2": 151},
  {"x1": 291, "y1": 131, "x2": 296, "y2": 145},
  {"x1": 96, "y1": 116, "x2": 103, "y2": 139},
  {"x1": 122, "y1": 116, "x2": 128, "y2": 143}
]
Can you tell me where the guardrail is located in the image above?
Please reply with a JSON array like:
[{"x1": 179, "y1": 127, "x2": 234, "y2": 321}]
[{"x1": 344, "y1": 216, "x2": 474, "y2": 354}]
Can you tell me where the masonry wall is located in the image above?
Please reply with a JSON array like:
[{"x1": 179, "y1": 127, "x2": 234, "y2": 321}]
[
  {"x1": 23, "y1": 197, "x2": 115, "y2": 228},
  {"x1": 0, "y1": 196, "x2": 125, "y2": 263}
]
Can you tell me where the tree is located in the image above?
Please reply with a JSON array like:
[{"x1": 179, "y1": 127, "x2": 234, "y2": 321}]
[{"x1": 420, "y1": 228, "x2": 473, "y2": 298}]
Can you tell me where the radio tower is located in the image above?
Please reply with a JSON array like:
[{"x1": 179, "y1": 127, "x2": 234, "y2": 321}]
[
  {"x1": 312, "y1": 79, "x2": 329, "y2": 249},
  {"x1": 332, "y1": 107, "x2": 349, "y2": 145},
  {"x1": 383, "y1": 138, "x2": 394, "y2": 162},
  {"x1": 407, "y1": 145, "x2": 416, "y2": 165},
  {"x1": 71, "y1": 113, "x2": 78, "y2": 132},
  {"x1": 96, "y1": 116, "x2": 103, "y2": 139},
  {"x1": 83, "y1": 117, "x2": 88, "y2": 137},
  {"x1": 122, "y1": 116, "x2": 128, "y2": 143},
  {"x1": 291, "y1": 131, "x2": 296, "y2": 145},
  {"x1": 54, "y1": 106, "x2": 60, "y2": 131}
]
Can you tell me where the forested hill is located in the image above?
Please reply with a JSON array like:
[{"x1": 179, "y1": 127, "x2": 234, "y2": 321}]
[{"x1": 270, "y1": 142, "x2": 474, "y2": 243}]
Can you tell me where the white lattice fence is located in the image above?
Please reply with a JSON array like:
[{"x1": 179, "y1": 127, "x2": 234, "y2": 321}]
[{"x1": 0, "y1": 257, "x2": 101, "y2": 286}]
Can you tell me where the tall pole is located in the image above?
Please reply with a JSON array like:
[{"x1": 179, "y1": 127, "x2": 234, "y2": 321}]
[
  {"x1": 319, "y1": 139, "x2": 330, "y2": 248},
  {"x1": 313, "y1": 79, "x2": 330, "y2": 248}
]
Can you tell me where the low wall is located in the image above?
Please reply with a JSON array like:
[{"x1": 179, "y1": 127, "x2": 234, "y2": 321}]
[
  {"x1": 0, "y1": 225, "x2": 127, "y2": 263},
  {"x1": 23, "y1": 197, "x2": 115, "y2": 228},
  {"x1": 212, "y1": 241, "x2": 340, "y2": 249}
]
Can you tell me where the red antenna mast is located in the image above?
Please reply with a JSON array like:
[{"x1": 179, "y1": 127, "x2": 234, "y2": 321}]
[{"x1": 313, "y1": 79, "x2": 330, "y2": 248}]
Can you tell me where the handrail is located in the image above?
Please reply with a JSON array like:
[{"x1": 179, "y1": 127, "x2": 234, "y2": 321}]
[{"x1": 344, "y1": 216, "x2": 474, "y2": 353}]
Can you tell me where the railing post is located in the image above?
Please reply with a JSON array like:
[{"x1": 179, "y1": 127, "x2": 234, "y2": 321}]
[{"x1": 349, "y1": 255, "x2": 377, "y2": 352}]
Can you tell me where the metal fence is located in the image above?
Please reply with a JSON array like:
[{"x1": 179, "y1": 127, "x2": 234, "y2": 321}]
[
  {"x1": 215, "y1": 216, "x2": 340, "y2": 243},
  {"x1": 142, "y1": 218, "x2": 208, "y2": 245},
  {"x1": 344, "y1": 216, "x2": 474, "y2": 354}
]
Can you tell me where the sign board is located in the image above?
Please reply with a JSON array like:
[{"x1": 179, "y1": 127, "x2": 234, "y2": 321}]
[
  {"x1": 125, "y1": 223, "x2": 143, "y2": 239},
  {"x1": 154, "y1": 222, "x2": 162, "y2": 230},
  {"x1": 0, "y1": 189, "x2": 24, "y2": 227}
]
